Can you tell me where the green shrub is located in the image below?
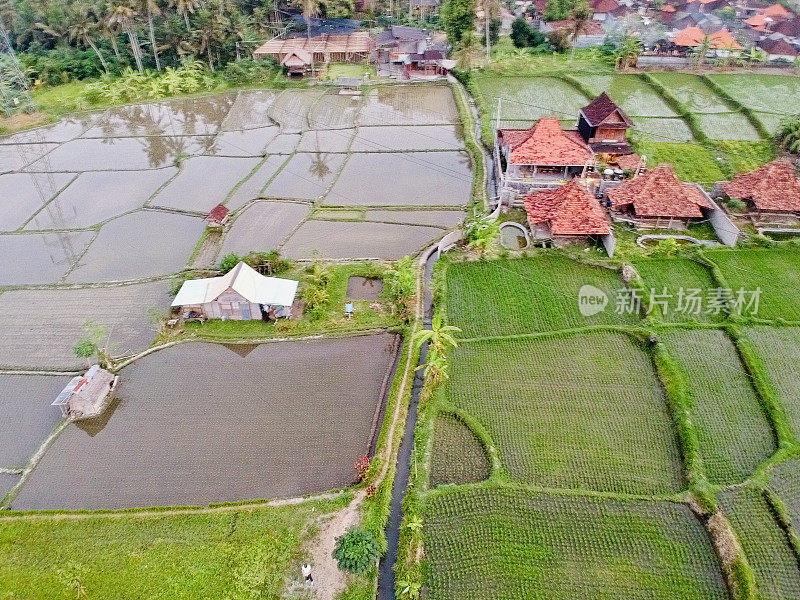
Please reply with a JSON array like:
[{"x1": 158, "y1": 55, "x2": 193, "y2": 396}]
[
  {"x1": 219, "y1": 253, "x2": 241, "y2": 274},
  {"x1": 302, "y1": 285, "x2": 330, "y2": 310},
  {"x1": 332, "y1": 528, "x2": 380, "y2": 573},
  {"x1": 726, "y1": 198, "x2": 747, "y2": 212},
  {"x1": 221, "y1": 57, "x2": 279, "y2": 86}
]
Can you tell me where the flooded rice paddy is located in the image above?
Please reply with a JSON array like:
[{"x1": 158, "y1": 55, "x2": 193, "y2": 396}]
[
  {"x1": 0, "y1": 375, "x2": 70, "y2": 469},
  {"x1": 1, "y1": 85, "x2": 470, "y2": 508},
  {"x1": 0, "y1": 281, "x2": 171, "y2": 370},
  {"x1": 11, "y1": 333, "x2": 399, "y2": 510}
]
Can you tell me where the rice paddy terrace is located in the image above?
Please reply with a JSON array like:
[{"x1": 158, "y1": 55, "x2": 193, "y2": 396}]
[
  {"x1": 0, "y1": 83, "x2": 470, "y2": 512},
  {"x1": 419, "y1": 248, "x2": 800, "y2": 600}
]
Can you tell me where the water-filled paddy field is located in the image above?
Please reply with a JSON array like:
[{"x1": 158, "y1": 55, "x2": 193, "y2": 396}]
[{"x1": 11, "y1": 333, "x2": 400, "y2": 510}]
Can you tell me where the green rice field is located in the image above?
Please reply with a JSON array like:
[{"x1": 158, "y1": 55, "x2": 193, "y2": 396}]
[
  {"x1": 719, "y1": 487, "x2": 800, "y2": 600},
  {"x1": 429, "y1": 413, "x2": 490, "y2": 487},
  {"x1": 423, "y1": 485, "x2": 729, "y2": 600},
  {"x1": 659, "y1": 329, "x2": 775, "y2": 485},
  {"x1": 447, "y1": 332, "x2": 684, "y2": 495},
  {"x1": 632, "y1": 257, "x2": 720, "y2": 323},
  {"x1": 706, "y1": 248, "x2": 800, "y2": 322},
  {"x1": 768, "y1": 458, "x2": 800, "y2": 535},
  {"x1": 744, "y1": 326, "x2": 800, "y2": 440},
  {"x1": 444, "y1": 255, "x2": 636, "y2": 338}
]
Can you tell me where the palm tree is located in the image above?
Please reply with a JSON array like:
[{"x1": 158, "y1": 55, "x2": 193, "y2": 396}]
[
  {"x1": 614, "y1": 34, "x2": 643, "y2": 70},
  {"x1": 567, "y1": 1, "x2": 592, "y2": 58},
  {"x1": 143, "y1": 0, "x2": 162, "y2": 70},
  {"x1": 418, "y1": 346, "x2": 450, "y2": 384},
  {"x1": 107, "y1": 2, "x2": 145, "y2": 72},
  {"x1": 170, "y1": 0, "x2": 201, "y2": 31},
  {"x1": 692, "y1": 35, "x2": 712, "y2": 67},
  {"x1": 68, "y1": 4, "x2": 110, "y2": 74},
  {"x1": 776, "y1": 115, "x2": 800, "y2": 153}
]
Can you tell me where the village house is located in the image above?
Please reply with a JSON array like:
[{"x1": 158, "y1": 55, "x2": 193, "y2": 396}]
[
  {"x1": 496, "y1": 118, "x2": 595, "y2": 201},
  {"x1": 374, "y1": 26, "x2": 451, "y2": 76},
  {"x1": 253, "y1": 31, "x2": 374, "y2": 76},
  {"x1": 672, "y1": 26, "x2": 743, "y2": 56},
  {"x1": 541, "y1": 19, "x2": 608, "y2": 46},
  {"x1": 524, "y1": 179, "x2": 613, "y2": 250},
  {"x1": 606, "y1": 163, "x2": 716, "y2": 228},
  {"x1": 757, "y1": 36, "x2": 798, "y2": 61},
  {"x1": 716, "y1": 159, "x2": 800, "y2": 220},
  {"x1": 172, "y1": 262, "x2": 299, "y2": 322},
  {"x1": 52, "y1": 365, "x2": 117, "y2": 420},
  {"x1": 576, "y1": 92, "x2": 634, "y2": 159}
]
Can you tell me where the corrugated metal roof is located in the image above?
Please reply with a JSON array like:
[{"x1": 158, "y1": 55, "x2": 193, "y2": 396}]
[{"x1": 172, "y1": 262, "x2": 299, "y2": 307}]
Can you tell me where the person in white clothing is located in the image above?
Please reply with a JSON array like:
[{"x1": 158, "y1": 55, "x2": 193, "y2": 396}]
[{"x1": 302, "y1": 563, "x2": 313, "y2": 584}]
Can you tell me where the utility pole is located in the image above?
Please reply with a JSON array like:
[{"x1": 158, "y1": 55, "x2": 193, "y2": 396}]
[{"x1": 484, "y1": 0, "x2": 491, "y2": 59}]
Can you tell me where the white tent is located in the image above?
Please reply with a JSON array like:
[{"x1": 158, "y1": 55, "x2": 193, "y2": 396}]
[{"x1": 172, "y1": 262, "x2": 298, "y2": 308}]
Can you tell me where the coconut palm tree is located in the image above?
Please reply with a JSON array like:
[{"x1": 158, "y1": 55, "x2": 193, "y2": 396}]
[
  {"x1": 143, "y1": 0, "x2": 162, "y2": 70},
  {"x1": 614, "y1": 34, "x2": 643, "y2": 70},
  {"x1": 170, "y1": 0, "x2": 201, "y2": 31},
  {"x1": 67, "y1": 4, "x2": 110, "y2": 74},
  {"x1": 107, "y1": 2, "x2": 145, "y2": 72},
  {"x1": 567, "y1": 0, "x2": 592, "y2": 58}
]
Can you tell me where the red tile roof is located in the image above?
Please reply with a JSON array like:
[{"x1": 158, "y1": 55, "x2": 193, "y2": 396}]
[
  {"x1": 759, "y1": 37, "x2": 799, "y2": 56},
  {"x1": 207, "y1": 203, "x2": 230, "y2": 223},
  {"x1": 590, "y1": 0, "x2": 620, "y2": 13},
  {"x1": 547, "y1": 19, "x2": 605, "y2": 35},
  {"x1": 502, "y1": 119, "x2": 594, "y2": 166},
  {"x1": 524, "y1": 180, "x2": 611, "y2": 235},
  {"x1": 607, "y1": 164, "x2": 715, "y2": 218},
  {"x1": 763, "y1": 3, "x2": 791, "y2": 17},
  {"x1": 673, "y1": 27, "x2": 743, "y2": 50},
  {"x1": 613, "y1": 153, "x2": 643, "y2": 172},
  {"x1": 662, "y1": 4, "x2": 677, "y2": 11},
  {"x1": 721, "y1": 159, "x2": 800, "y2": 212}
]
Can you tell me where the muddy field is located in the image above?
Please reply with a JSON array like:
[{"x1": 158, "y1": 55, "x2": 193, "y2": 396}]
[
  {"x1": 1, "y1": 85, "x2": 469, "y2": 280},
  {"x1": 0, "y1": 374, "x2": 69, "y2": 469},
  {"x1": 0, "y1": 282, "x2": 170, "y2": 370},
  {"x1": 11, "y1": 333, "x2": 400, "y2": 509}
]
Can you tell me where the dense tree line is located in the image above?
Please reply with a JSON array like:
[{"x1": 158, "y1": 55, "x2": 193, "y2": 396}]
[{"x1": 0, "y1": 0, "x2": 415, "y2": 85}]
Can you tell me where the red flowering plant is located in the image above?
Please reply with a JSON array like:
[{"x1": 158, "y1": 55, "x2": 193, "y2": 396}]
[{"x1": 355, "y1": 456, "x2": 371, "y2": 482}]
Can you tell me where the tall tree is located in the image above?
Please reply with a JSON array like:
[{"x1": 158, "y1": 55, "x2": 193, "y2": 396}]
[
  {"x1": 144, "y1": 0, "x2": 162, "y2": 70},
  {"x1": 297, "y1": 0, "x2": 320, "y2": 39},
  {"x1": 68, "y1": 4, "x2": 111, "y2": 74},
  {"x1": 170, "y1": 0, "x2": 201, "y2": 31},
  {"x1": 440, "y1": 0, "x2": 476, "y2": 45},
  {"x1": 567, "y1": 0, "x2": 592, "y2": 56},
  {"x1": 107, "y1": 2, "x2": 145, "y2": 72}
]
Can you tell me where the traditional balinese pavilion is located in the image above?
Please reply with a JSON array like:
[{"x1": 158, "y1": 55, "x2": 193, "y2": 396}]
[
  {"x1": 524, "y1": 180, "x2": 613, "y2": 251},
  {"x1": 607, "y1": 164, "x2": 716, "y2": 229},
  {"x1": 717, "y1": 159, "x2": 800, "y2": 219},
  {"x1": 172, "y1": 262, "x2": 298, "y2": 321},
  {"x1": 576, "y1": 92, "x2": 634, "y2": 159},
  {"x1": 496, "y1": 118, "x2": 595, "y2": 200},
  {"x1": 253, "y1": 32, "x2": 374, "y2": 75},
  {"x1": 52, "y1": 365, "x2": 117, "y2": 420}
]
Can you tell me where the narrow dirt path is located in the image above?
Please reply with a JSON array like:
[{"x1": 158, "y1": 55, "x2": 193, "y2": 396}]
[{"x1": 301, "y1": 255, "x2": 426, "y2": 600}]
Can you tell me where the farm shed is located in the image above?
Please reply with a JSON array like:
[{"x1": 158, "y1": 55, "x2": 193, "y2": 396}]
[
  {"x1": 523, "y1": 180, "x2": 612, "y2": 249},
  {"x1": 172, "y1": 262, "x2": 298, "y2": 321},
  {"x1": 718, "y1": 159, "x2": 800, "y2": 218},
  {"x1": 607, "y1": 164, "x2": 716, "y2": 228},
  {"x1": 252, "y1": 32, "x2": 375, "y2": 69},
  {"x1": 205, "y1": 204, "x2": 230, "y2": 228},
  {"x1": 52, "y1": 365, "x2": 117, "y2": 420}
]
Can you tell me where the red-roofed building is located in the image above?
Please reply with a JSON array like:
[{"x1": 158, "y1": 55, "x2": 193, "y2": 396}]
[
  {"x1": 763, "y1": 3, "x2": 791, "y2": 18},
  {"x1": 524, "y1": 180, "x2": 611, "y2": 244},
  {"x1": 206, "y1": 204, "x2": 230, "y2": 227},
  {"x1": 607, "y1": 164, "x2": 716, "y2": 227},
  {"x1": 719, "y1": 159, "x2": 800, "y2": 216},
  {"x1": 758, "y1": 37, "x2": 799, "y2": 61},
  {"x1": 497, "y1": 118, "x2": 595, "y2": 193},
  {"x1": 673, "y1": 27, "x2": 743, "y2": 56}
]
